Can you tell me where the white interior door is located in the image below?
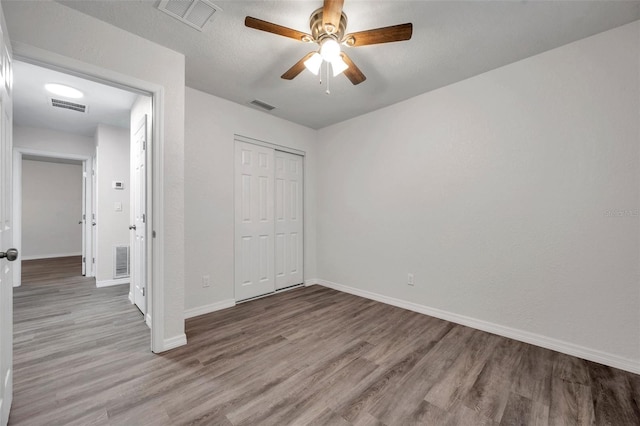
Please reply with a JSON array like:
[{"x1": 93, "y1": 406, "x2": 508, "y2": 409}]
[
  {"x1": 234, "y1": 141, "x2": 275, "y2": 301},
  {"x1": 91, "y1": 155, "x2": 97, "y2": 276},
  {"x1": 81, "y1": 165, "x2": 87, "y2": 276},
  {"x1": 0, "y1": 26, "x2": 15, "y2": 426},
  {"x1": 274, "y1": 151, "x2": 304, "y2": 290},
  {"x1": 132, "y1": 116, "x2": 147, "y2": 315}
]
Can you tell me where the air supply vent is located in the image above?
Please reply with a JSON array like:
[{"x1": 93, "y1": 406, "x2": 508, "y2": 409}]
[
  {"x1": 50, "y1": 98, "x2": 87, "y2": 113},
  {"x1": 157, "y1": 0, "x2": 221, "y2": 31},
  {"x1": 114, "y1": 245, "x2": 130, "y2": 279},
  {"x1": 250, "y1": 99, "x2": 276, "y2": 111}
]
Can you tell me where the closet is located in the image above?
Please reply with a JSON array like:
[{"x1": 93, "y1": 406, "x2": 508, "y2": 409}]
[{"x1": 234, "y1": 139, "x2": 304, "y2": 301}]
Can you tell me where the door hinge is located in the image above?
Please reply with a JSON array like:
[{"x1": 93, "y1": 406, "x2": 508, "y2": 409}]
[
  {"x1": 92, "y1": 257, "x2": 95, "y2": 264},
  {"x1": 82, "y1": 257, "x2": 85, "y2": 263},
  {"x1": 142, "y1": 213, "x2": 146, "y2": 223},
  {"x1": 83, "y1": 214, "x2": 86, "y2": 220},
  {"x1": 152, "y1": 230, "x2": 156, "y2": 238},
  {"x1": 142, "y1": 288, "x2": 146, "y2": 296},
  {"x1": 143, "y1": 140, "x2": 146, "y2": 150}
]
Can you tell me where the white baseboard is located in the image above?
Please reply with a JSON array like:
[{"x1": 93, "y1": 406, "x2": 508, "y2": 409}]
[
  {"x1": 145, "y1": 313, "x2": 152, "y2": 329},
  {"x1": 184, "y1": 299, "x2": 235, "y2": 319},
  {"x1": 96, "y1": 278, "x2": 129, "y2": 288},
  {"x1": 160, "y1": 334, "x2": 187, "y2": 352},
  {"x1": 304, "y1": 278, "x2": 320, "y2": 287},
  {"x1": 21, "y1": 252, "x2": 82, "y2": 261},
  {"x1": 316, "y1": 279, "x2": 640, "y2": 375},
  {"x1": 128, "y1": 292, "x2": 134, "y2": 304}
]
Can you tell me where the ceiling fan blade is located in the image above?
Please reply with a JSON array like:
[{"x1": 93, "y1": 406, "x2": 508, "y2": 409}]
[
  {"x1": 281, "y1": 52, "x2": 317, "y2": 80},
  {"x1": 245, "y1": 16, "x2": 312, "y2": 42},
  {"x1": 344, "y1": 23, "x2": 413, "y2": 46},
  {"x1": 340, "y1": 53, "x2": 366, "y2": 85},
  {"x1": 322, "y1": 0, "x2": 344, "y2": 34}
]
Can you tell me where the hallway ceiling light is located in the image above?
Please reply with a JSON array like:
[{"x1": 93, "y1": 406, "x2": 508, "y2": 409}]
[{"x1": 44, "y1": 83, "x2": 84, "y2": 99}]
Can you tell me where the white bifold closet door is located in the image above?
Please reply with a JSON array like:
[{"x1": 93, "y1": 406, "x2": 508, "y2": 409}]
[
  {"x1": 234, "y1": 141, "x2": 303, "y2": 301},
  {"x1": 274, "y1": 151, "x2": 303, "y2": 290}
]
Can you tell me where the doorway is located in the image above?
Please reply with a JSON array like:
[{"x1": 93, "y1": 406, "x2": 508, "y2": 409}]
[
  {"x1": 19, "y1": 155, "x2": 87, "y2": 269},
  {"x1": 11, "y1": 59, "x2": 153, "y2": 329}
]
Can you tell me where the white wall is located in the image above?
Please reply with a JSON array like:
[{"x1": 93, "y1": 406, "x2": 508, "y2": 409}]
[
  {"x1": 184, "y1": 87, "x2": 317, "y2": 314},
  {"x1": 21, "y1": 159, "x2": 82, "y2": 259},
  {"x1": 14, "y1": 126, "x2": 94, "y2": 157},
  {"x1": 4, "y1": 1, "x2": 186, "y2": 348},
  {"x1": 95, "y1": 124, "x2": 130, "y2": 284},
  {"x1": 317, "y1": 22, "x2": 640, "y2": 371}
]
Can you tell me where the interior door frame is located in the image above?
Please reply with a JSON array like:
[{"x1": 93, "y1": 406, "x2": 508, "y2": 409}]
[
  {"x1": 12, "y1": 149, "x2": 92, "y2": 286},
  {"x1": 12, "y1": 44, "x2": 165, "y2": 354}
]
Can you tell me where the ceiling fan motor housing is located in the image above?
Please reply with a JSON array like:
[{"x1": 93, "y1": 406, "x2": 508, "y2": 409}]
[{"x1": 309, "y1": 7, "x2": 348, "y2": 43}]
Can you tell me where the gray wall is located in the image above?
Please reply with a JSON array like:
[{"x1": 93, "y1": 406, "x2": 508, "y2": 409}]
[
  {"x1": 22, "y1": 159, "x2": 82, "y2": 259},
  {"x1": 316, "y1": 22, "x2": 640, "y2": 368}
]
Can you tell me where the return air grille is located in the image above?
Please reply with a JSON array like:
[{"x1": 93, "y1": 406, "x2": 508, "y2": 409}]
[
  {"x1": 249, "y1": 99, "x2": 276, "y2": 111},
  {"x1": 114, "y1": 245, "x2": 130, "y2": 279},
  {"x1": 51, "y1": 98, "x2": 87, "y2": 113},
  {"x1": 157, "y1": 0, "x2": 221, "y2": 31}
]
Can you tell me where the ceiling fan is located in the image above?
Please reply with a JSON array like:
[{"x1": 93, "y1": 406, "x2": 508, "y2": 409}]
[{"x1": 245, "y1": 0, "x2": 413, "y2": 85}]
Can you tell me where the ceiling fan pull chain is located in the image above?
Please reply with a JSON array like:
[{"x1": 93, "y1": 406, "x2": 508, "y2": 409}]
[{"x1": 326, "y1": 62, "x2": 331, "y2": 95}]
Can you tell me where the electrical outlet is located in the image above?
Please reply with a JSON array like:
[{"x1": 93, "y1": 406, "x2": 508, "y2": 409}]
[
  {"x1": 202, "y1": 275, "x2": 211, "y2": 288},
  {"x1": 407, "y1": 273, "x2": 414, "y2": 286}
]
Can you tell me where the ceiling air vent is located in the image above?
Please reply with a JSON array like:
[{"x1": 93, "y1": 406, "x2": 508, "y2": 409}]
[
  {"x1": 250, "y1": 99, "x2": 276, "y2": 111},
  {"x1": 50, "y1": 98, "x2": 87, "y2": 114},
  {"x1": 157, "y1": 0, "x2": 221, "y2": 31}
]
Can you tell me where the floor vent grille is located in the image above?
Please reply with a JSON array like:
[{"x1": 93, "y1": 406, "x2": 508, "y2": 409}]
[
  {"x1": 157, "y1": 0, "x2": 221, "y2": 31},
  {"x1": 114, "y1": 245, "x2": 130, "y2": 279}
]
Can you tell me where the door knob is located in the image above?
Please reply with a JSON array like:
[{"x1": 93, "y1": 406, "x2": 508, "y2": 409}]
[
  {"x1": 92, "y1": 222, "x2": 96, "y2": 226},
  {"x1": 129, "y1": 225, "x2": 136, "y2": 230},
  {"x1": 78, "y1": 221, "x2": 83, "y2": 224},
  {"x1": 0, "y1": 248, "x2": 18, "y2": 261}
]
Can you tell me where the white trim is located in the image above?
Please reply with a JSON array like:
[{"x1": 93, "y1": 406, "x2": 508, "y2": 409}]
[
  {"x1": 150, "y1": 88, "x2": 165, "y2": 353},
  {"x1": 184, "y1": 299, "x2": 235, "y2": 319},
  {"x1": 12, "y1": 150, "x2": 21, "y2": 287},
  {"x1": 234, "y1": 134, "x2": 305, "y2": 157},
  {"x1": 96, "y1": 278, "x2": 129, "y2": 288},
  {"x1": 316, "y1": 279, "x2": 640, "y2": 375},
  {"x1": 161, "y1": 334, "x2": 187, "y2": 352},
  {"x1": 128, "y1": 292, "x2": 134, "y2": 304},
  {"x1": 304, "y1": 278, "x2": 319, "y2": 287},
  {"x1": 21, "y1": 252, "x2": 82, "y2": 261},
  {"x1": 1, "y1": 368, "x2": 12, "y2": 426},
  {"x1": 145, "y1": 313, "x2": 152, "y2": 329},
  {"x1": 12, "y1": 41, "x2": 166, "y2": 354}
]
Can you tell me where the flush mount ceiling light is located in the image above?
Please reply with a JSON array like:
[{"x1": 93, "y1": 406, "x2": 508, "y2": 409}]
[
  {"x1": 245, "y1": 0, "x2": 413, "y2": 88},
  {"x1": 45, "y1": 83, "x2": 84, "y2": 99}
]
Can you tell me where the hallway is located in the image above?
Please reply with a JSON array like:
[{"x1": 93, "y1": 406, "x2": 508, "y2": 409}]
[{"x1": 10, "y1": 256, "x2": 147, "y2": 425}]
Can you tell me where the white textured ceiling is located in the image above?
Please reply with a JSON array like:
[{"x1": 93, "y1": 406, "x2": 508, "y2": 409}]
[
  {"x1": 43, "y1": 1, "x2": 640, "y2": 129},
  {"x1": 13, "y1": 60, "x2": 138, "y2": 137}
]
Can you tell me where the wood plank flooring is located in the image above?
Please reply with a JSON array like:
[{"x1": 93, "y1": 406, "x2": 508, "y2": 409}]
[{"x1": 9, "y1": 257, "x2": 640, "y2": 425}]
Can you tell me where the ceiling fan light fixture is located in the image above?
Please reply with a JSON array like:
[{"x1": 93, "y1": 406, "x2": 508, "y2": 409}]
[
  {"x1": 304, "y1": 52, "x2": 323, "y2": 75},
  {"x1": 320, "y1": 38, "x2": 341, "y2": 62},
  {"x1": 330, "y1": 56, "x2": 349, "y2": 76}
]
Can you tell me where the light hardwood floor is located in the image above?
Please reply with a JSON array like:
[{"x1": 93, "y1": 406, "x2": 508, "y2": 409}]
[{"x1": 10, "y1": 256, "x2": 640, "y2": 425}]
